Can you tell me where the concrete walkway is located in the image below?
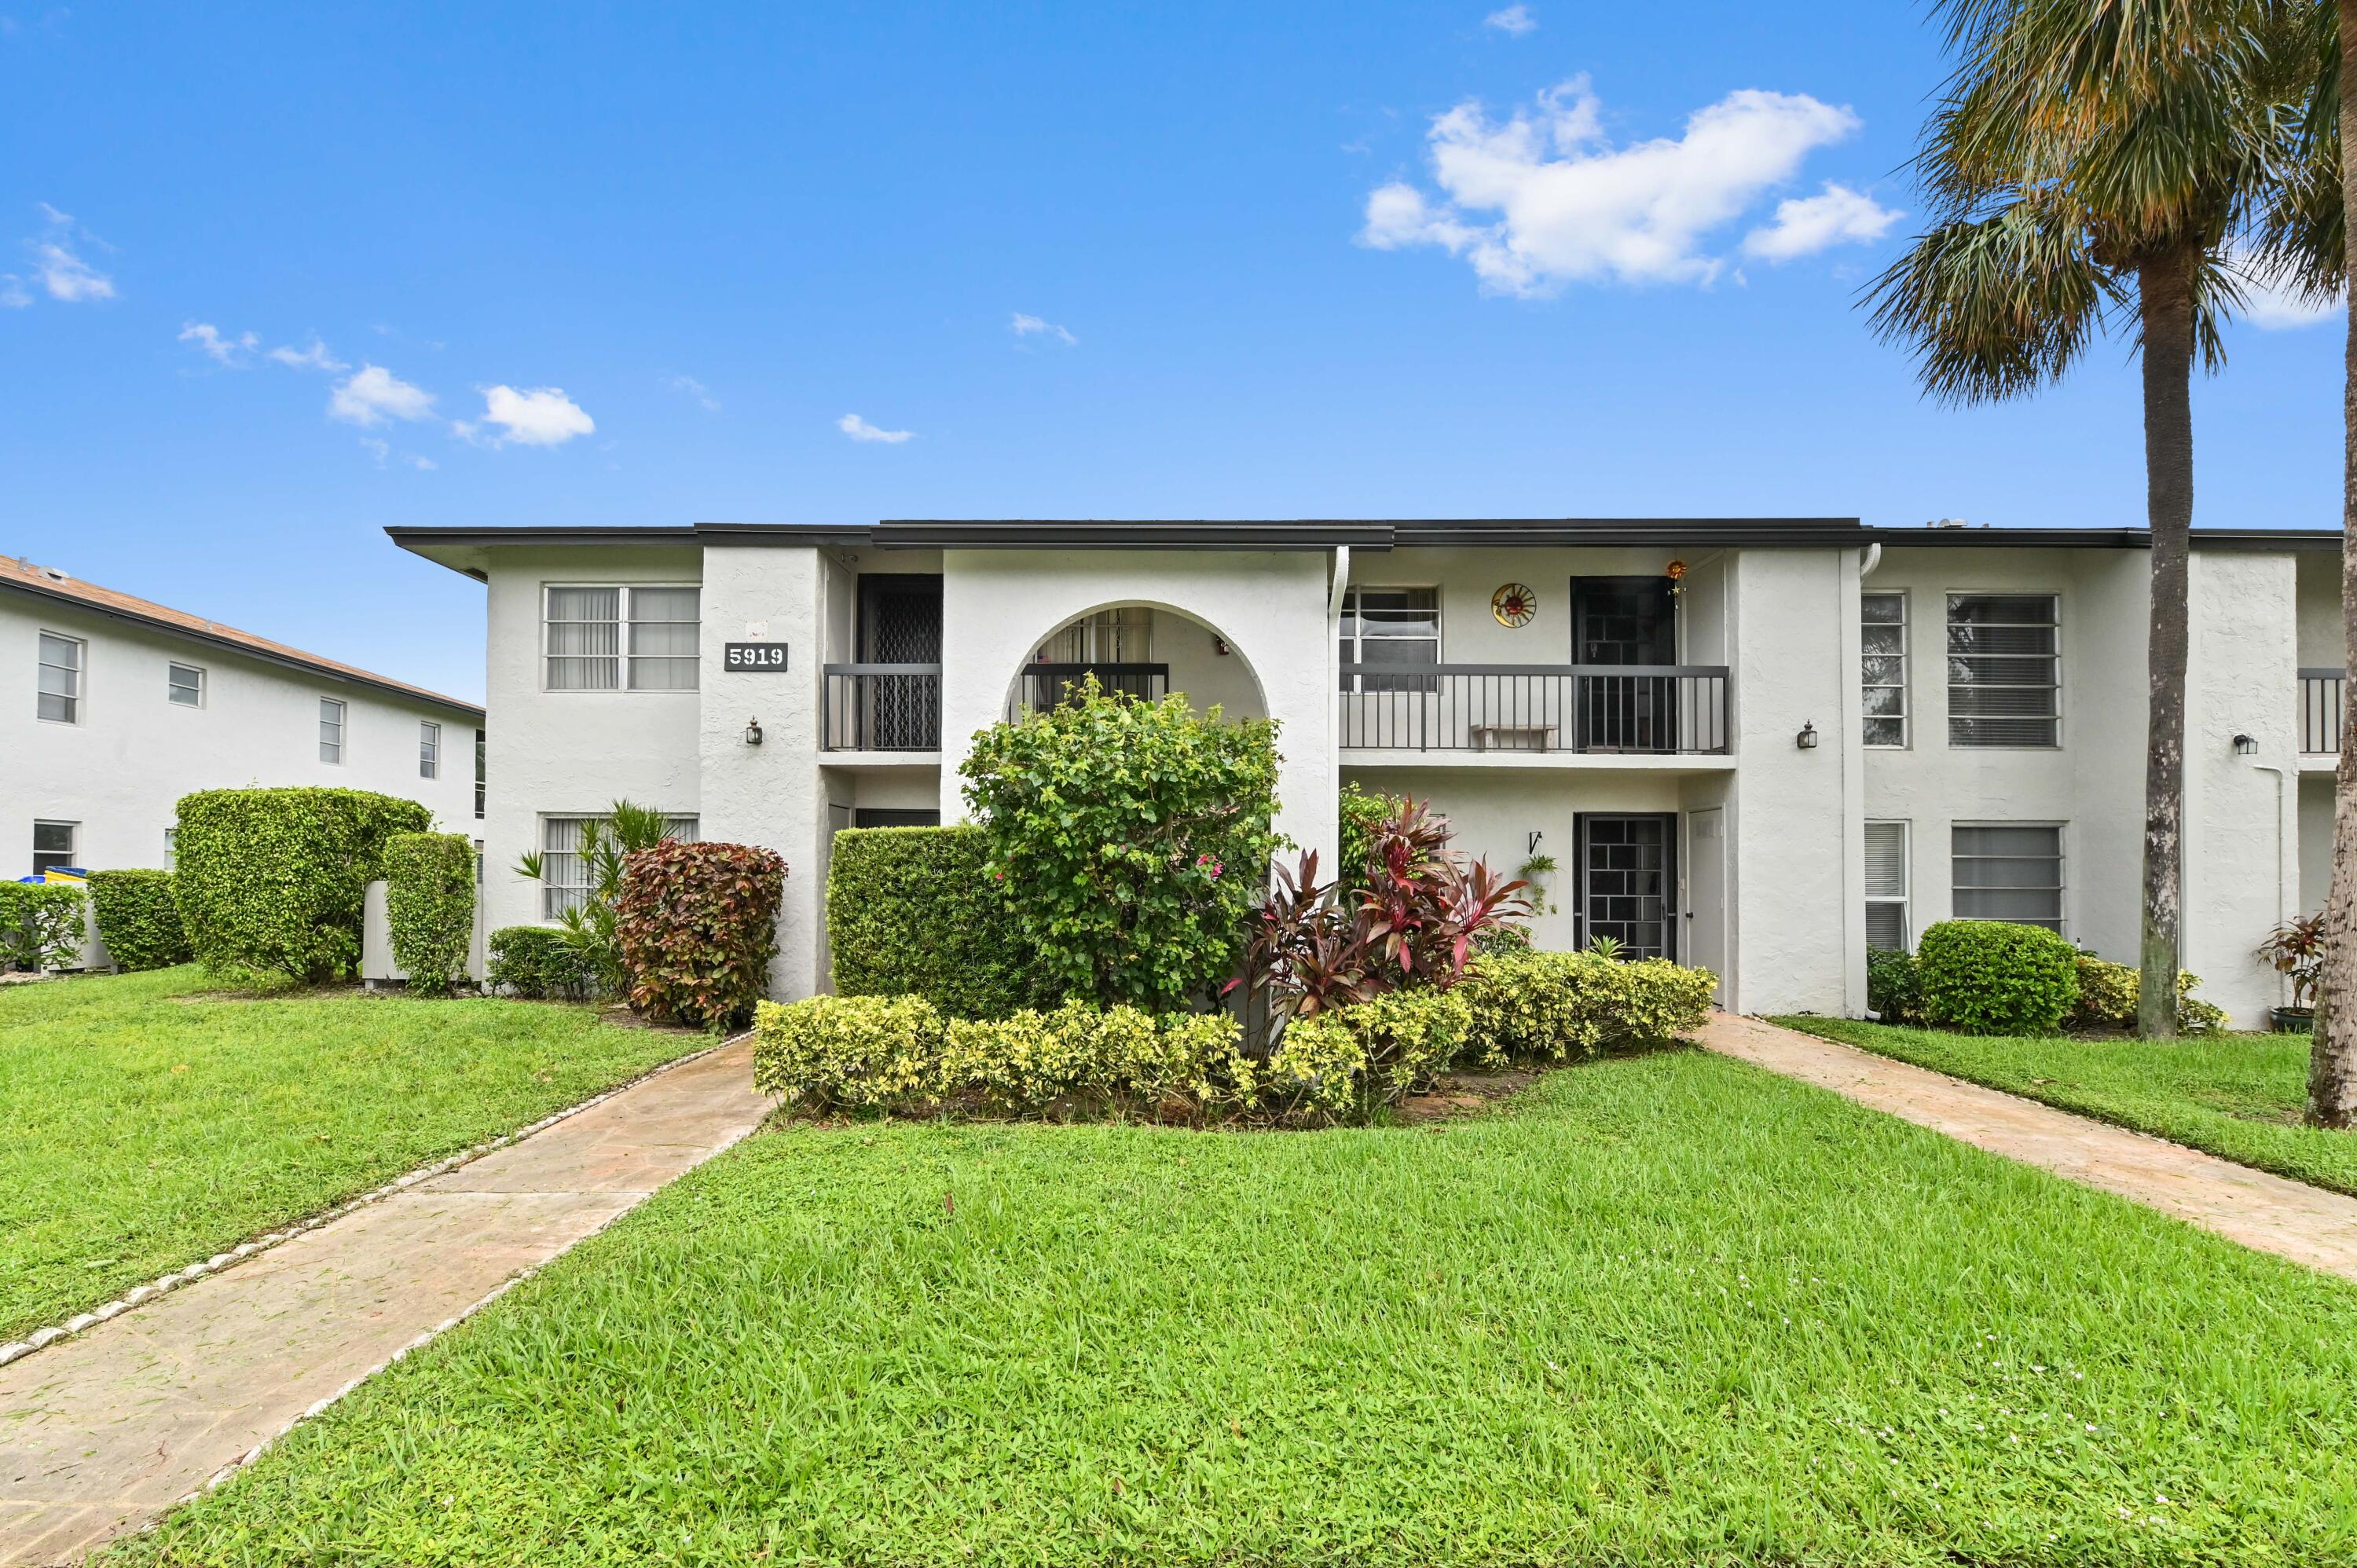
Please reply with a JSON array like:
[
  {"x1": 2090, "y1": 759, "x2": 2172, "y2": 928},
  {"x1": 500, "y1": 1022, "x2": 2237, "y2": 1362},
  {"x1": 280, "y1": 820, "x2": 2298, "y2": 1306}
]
[
  {"x1": 1704, "y1": 1012, "x2": 2357, "y2": 1284},
  {"x1": 0, "y1": 1037, "x2": 771, "y2": 1567}
]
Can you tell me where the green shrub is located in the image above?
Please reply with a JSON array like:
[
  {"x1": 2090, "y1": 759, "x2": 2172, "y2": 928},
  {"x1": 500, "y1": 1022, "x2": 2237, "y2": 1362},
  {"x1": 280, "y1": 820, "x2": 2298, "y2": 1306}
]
[
  {"x1": 2069, "y1": 954, "x2": 2228, "y2": 1034},
  {"x1": 827, "y1": 826, "x2": 1053, "y2": 1018},
  {"x1": 1268, "y1": 987, "x2": 1473, "y2": 1119},
  {"x1": 383, "y1": 833, "x2": 476, "y2": 997},
  {"x1": 0, "y1": 881, "x2": 87, "y2": 973},
  {"x1": 753, "y1": 994, "x2": 948, "y2": 1110},
  {"x1": 1917, "y1": 920, "x2": 2080, "y2": 1035},
  {"x1": 174, "y1": 787, "x2": 431, "y2": 984},
  {"x1": 1458, "y1": 950, "x2": 1717, "y2": 1066},
  {"x1": 1336, "y1": 782, "x2": 1398, "y2": 892},
  {"x1": 86, "y1": 869, "x2": 189, "y2": 971},
  {"x1": 960, "y1": 680, "x2": 1281, "y2": 1012},
  {"x1": 1865, "y1": 946, "x2": 1923, "y2": 1025},
  {"x1": 486, "y1": 925, "x2": 596, "y2": 1000},
  {"x1": 613, "y1": 841, "x2": 787, "y2": 1031}
]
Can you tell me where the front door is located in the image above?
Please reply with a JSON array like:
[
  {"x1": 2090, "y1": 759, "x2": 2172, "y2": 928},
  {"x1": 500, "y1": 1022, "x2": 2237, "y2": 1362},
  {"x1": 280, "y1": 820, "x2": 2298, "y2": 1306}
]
[
  {"x1": 1570, "y1": 577, "x2": 1677, "y2": 751},
  {"x1": 1577, "y1": 813, "x2": 1677, "y2": 960},
  {"x1": 1685, "y1": 808, "x2": 1726, "y2": 1002},
  {"x1": 856, "y1": 575, "x2": 942, "y2": 749}
]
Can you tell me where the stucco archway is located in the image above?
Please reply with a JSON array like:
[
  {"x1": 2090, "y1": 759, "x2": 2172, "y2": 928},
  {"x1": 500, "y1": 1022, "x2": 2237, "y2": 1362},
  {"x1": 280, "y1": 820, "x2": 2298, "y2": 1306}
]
[{"x1": 999, "y1": 599, "x2": 1270, "y2": 725}]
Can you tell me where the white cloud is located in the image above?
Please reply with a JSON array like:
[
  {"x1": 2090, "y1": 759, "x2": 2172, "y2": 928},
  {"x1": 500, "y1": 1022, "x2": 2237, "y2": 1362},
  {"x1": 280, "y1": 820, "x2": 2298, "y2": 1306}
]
[
  {"x1": 328, "y1": 363, "x2": 436, "y2": 427},
  {"x1": 1360, "y1": 77, "x2": 1868, "y2": 293},
  {"x1": 664, "y1": 372, "x2": 720, "y2": 411},
  {"x1": 358, "y1": 436, "x2": 390, "y2": 466},
  {"x1": 0, "y1": 274, "x2": 28, "y2": 308},
  {"x1": 21, "y1": 203, "x2": 114, "y2": 302},
  {"x1": 838, "y1": 412, "x2": 913, "y2": 444},
  {"x1": 268, "y1": 338, "x2": 347, "y2": 372},
  {"x1": 459, "y1": 384, "x2": 596, "y2": 447},
  {"x1": 178, "y1": 321, "x2": 258, "y2": 365},
  {"x1": 408, "y1": 452, "x2": 437, "y2": 471},
  {"x1": 1742, "y1": 181, "x2": 1900, "y2": 261},
  {"x1": 1010, "y1": 312, "x2": 1078, "y2": 346},
  {"x1": 1485, "y1": 4, "x2": 1537, "y2": 35},
  {"x1": 2229, "y1": 249, "x2": 2342, "y2": 330}
]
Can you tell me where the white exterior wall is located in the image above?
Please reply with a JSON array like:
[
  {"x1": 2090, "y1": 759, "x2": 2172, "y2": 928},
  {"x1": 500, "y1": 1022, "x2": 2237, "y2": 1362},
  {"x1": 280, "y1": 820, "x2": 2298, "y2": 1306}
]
[
  {"x1": 476, "y1": 544, "x2": 703, "y2": 935},
  {"x1": 2, "y1": 593, "x2": 478, "y2": 880}
]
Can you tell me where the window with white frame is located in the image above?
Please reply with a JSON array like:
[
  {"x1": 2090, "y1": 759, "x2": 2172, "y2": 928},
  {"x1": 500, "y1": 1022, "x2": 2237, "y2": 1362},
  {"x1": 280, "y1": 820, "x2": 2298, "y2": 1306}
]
[
  {"x1": 37, "y1": 632, "x2": 83, "y2": 724},
  {"x1": 1860, "y1": 592, "x2": 1907, "y2": 747},
  {"x1": 475, "y1": 728, "x2": 486, "y2": 819},
  {"x1": 1038, "y1": 606, "x2": 1153, "y2": 663},
  {"x1": 420, "y1": 720, "x2": 441, "y2": 779},
  {"x1": 544, "y1": 585, "x2": 702, "y2": 691},
  {"x1": 1948, "y1": 594, "x2": 2059, "y2": 747},
  {"x1": 1864, "y1": 821, "x2": 1910, "y2": 951},
  {"x1": 32, "y1": 820, "x2": 77, "y2": 876},
  {"x1": 540, "y1": 812, "x2": 700, "y2": 918},
  {"x1": 1337, "y1": 586, "x2": 1440, "y2": 692},
  {"x1": 167, "y1": 661, "x2": 205, "y2": 708},
  {"x1": 318, "y1": 697, "x2": 346, "y2": 764},
  {"x1": 1952, "y1": 822, "x2": 2065, "y2": 931}
]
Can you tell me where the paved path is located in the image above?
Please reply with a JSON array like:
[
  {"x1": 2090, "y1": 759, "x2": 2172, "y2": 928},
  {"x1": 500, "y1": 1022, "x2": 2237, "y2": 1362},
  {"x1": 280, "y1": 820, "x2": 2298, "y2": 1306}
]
[
  {"x1": 1704, "y1": 1013, "x2": 2357, "y2": 1284},
  {"x1": 0, "y1": 1038, "x2": 771, "y2": 1566}
]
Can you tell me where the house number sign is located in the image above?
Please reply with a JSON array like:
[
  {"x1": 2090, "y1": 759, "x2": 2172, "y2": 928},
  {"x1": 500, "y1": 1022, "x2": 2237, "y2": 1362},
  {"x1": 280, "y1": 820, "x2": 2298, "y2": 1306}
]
[{"x1": 724, "y1": 643, "x2": 789, "y2": 672}]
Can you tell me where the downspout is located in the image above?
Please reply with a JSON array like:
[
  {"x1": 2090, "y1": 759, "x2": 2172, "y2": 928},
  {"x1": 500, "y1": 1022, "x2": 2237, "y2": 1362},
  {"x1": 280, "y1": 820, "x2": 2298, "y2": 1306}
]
[
  {"x1": 1860, "y1": 541, "x2": 1882, "y2": 581},
  {"x1": 1329, "y1": 544, "x2": 1351, "y2": 858}
]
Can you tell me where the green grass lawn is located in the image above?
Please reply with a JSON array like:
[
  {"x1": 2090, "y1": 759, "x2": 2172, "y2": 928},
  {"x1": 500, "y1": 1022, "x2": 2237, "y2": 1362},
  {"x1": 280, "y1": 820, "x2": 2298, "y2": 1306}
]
[
  {"x1": 1774, "y1": 1016, "x2": 2357, "y2": 1197},
  {"x1": 110, "y1": 1049, "x2": 2357, "y2": 1568},
  {"x1": 1, "y1": 965, "x2": 709, "y2": 1343}
]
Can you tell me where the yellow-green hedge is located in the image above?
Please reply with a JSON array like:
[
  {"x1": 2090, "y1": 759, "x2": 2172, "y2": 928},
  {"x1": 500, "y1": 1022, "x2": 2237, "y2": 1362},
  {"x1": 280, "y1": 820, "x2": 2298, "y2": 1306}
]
[{"x1": 1458, "y1": 950, "x2": 1717, "y2": 1066}]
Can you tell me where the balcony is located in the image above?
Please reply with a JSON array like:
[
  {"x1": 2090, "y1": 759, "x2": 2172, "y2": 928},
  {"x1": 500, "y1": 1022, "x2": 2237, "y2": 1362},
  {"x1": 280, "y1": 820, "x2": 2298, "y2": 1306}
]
[
  {"x1": 1008, "y1": 661, "x2": 1171, "y2": 720},
  {"x1": 823, "y1": 664, "x2": 941, "y2": 752},
  {"x1": 2304, "y1": 669, "x2": 2344, "y2": 757},
  {"x1": 1338, "y1": 664, "x2": 1729, "y2": 756}
]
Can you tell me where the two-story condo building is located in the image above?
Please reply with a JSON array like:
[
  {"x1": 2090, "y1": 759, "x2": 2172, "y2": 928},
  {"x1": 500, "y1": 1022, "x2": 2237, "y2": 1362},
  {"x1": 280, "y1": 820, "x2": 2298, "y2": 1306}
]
[
  {"x1": 390, "y1": 518, "x2": 2344, "y2": 1027},
  {"x1": 4, "y1": 555, "x2": 485, "y2": 881}
]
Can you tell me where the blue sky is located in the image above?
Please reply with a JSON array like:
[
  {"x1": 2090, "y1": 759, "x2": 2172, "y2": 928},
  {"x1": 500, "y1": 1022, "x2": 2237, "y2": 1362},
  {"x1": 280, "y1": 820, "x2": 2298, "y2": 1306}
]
[{"x1": 3, "y1": 2, "x2": 2344, "y2": 704}]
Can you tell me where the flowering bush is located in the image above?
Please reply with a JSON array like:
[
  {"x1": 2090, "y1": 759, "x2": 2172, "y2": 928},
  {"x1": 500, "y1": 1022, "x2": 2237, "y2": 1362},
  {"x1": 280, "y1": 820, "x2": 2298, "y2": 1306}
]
[{"x1": 612, "y1": 840, "x2": 786, "y2": 1031}]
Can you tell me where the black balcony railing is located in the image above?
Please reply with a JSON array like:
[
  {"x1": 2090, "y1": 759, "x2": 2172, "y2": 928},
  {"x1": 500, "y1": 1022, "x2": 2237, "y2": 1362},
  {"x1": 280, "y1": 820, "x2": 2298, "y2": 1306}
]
[
  {"x1": 2303, "y1": 669, "x2": 2344, "y2": 755},
  {"x1": 823, "y1": 664, "x2": 942, "y2": 751},
  {"x1": 1338, "y1": 665, "x2": 1729, "y2": 754},
  {"x1": 1010, "y1": 661, "x2": 1171, "y2": 718}
]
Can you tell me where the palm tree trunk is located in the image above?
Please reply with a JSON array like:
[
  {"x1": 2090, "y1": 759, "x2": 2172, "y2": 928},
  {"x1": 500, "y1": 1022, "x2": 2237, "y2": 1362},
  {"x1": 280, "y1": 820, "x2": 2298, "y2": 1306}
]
[
  {"x1": 2311, "y1": 0, "x2": 2357, "y2": 1127},
  {"x1": 2135, "y1": 242, "x2": 2198, "y2": 1040}
]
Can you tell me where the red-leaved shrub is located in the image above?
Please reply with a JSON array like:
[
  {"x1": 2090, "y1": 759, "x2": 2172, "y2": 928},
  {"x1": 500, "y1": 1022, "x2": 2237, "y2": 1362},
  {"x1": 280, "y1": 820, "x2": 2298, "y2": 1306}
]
[{"x1": 613, "y1": 840, "x2": 787, "y2": 1031}]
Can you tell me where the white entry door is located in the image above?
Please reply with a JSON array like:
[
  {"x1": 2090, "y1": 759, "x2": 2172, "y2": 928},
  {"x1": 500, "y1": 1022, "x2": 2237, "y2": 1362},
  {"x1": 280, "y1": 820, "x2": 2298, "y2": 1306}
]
[{"x1": 1685, "y1": 808, "x2": 1728, "y2": 1006}]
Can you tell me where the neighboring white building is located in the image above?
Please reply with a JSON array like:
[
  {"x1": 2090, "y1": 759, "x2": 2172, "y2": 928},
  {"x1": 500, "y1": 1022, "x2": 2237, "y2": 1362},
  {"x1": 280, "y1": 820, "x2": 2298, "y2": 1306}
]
[
  {"x1": 2, "y1": 554, "x2": 485, "y2": 879},
  {"x1": 390, "y1": 518, "x2": 2341, "y2": 1028}
]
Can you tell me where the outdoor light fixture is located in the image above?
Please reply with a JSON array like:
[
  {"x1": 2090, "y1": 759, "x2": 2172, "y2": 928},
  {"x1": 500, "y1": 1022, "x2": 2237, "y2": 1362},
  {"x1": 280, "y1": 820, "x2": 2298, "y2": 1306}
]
[
  {"x1": 744, "y1": 716, "x2": 764, "y2": 747},
  {"x1": 1796, "y1": 720, "x2": 1819, "y2": 750},
  {"x1": 2234, "y1": 733, "x2": 2257, "y2": 757}
]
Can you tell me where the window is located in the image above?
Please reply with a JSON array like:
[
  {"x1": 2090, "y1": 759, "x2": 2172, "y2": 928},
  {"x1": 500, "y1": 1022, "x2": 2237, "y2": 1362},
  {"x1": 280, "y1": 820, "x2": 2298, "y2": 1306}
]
[
  {"x1": 1860, "y1": 592, "x2": 1907, "y2": 747},
  {"x1": 32, "y1": 820, "x2": 77, "y2": 876},
  {"x1": 475, "y1": 728, "x2": 486, "y2": 819},
  {"x1": 167, "y1": 661, "x2": 206, "y2": 708},
  {"x1": 1039, "y1": 606, "x2": 1152, "y2": 663},
  {"x1": 37, "y1": 632, "x2": 82, "y2": 724},
  {"x1": 853, "y1": 808, "x2": 942, "y2": 828},
  {"x1": 319, "y1": 697, "x2": 346, "y2": 764},
  {"x1": 1952, "y1": 823, "x2": 2065, "y2": 931},
  {"x1": 420, "y1": 720, "x2": 441, "y2": 779},
  {"x1": 1948, "y1": 594, "x2": 2058, "y2": 747},
  {"x1": 544, "y1": 585, "x2": 702, "y2": 691},
  {"x1": 1338, "y1": 586, "x2": 1440, "y2": 692},
  {"x1": 540, "y1": 812, "x2": 699, "y2": 918},
  {"x1": 1864, "y1": 821, "x2": 1910, "y2": 951}
]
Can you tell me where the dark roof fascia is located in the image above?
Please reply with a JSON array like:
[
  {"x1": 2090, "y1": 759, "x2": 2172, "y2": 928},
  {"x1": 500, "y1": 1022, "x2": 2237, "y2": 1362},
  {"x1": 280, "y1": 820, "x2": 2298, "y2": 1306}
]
[
  {"x1": 0, "y1": 575, "x2": 484, "y2": 721},
  {"x1": 695, "y1": 522, "x2": 880, "y2": 547},
  {"x1": 1868, "y1": 526, "x2": 2341, "y2": 552},
  {"x1": 1388, "y1": 518, "x2": 1863, "y2": 548},
  {"x1": 387, "y1": 526, "x2": 702, "y2": 549},
  {"x1": 871, "y1": 520, "x2": 1397, "y2": 550}
]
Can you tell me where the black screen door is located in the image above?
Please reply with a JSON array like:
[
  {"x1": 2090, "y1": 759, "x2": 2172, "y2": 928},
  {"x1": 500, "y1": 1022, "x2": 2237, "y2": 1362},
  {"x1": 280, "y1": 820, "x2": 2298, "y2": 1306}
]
[
  {"x1": 1577, "y1": 813, "x2": 1677, "y2": 960},
  {"x1": 1571, "y1": 577, "x2": 1677, "y2": 751},
  {"x1": 857, "y1": 575, "x2": 942, "y2": 749}
]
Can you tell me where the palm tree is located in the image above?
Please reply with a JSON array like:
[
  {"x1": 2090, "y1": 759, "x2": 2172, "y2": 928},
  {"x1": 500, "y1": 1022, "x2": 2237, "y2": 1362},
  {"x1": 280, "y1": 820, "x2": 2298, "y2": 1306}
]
[{"x1": 1866, "y1": 0, "x2": 2278, "y2": 1038}]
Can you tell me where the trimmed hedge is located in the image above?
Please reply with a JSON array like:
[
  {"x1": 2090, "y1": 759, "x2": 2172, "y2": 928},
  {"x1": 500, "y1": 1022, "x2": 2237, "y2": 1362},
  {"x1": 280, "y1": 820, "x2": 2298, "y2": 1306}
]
[
  {"x1": 2069, "y1": 954, "x2": 2229, "y2": 1035},
  {"x1": 0, "y1": 881, "x2": 86, "y2": 973},
  {"x1": 1269, "y1": 988, "x2": 1472, "y2": 1119},
  {"x1": 828, "y1": 826, "x2": 1050, "y2": 1019},
  {"x1": 174, "y1": 787, "x2": 431, "y2": 984},
  {"x1": 383, "y1": 833, "x2": 476, "y2": 997},
  {"x1": 486, "y1": 925, "x2": 596, "y2": 1000},
  {"x1": 1917, "y1": 920, "x2": 2080, "y2": 1035},
  {"x1": 1458, "y1": 950, "x2": 1718, "y2": 1067},
  {"x1": 613, "y1": 840, "x2": 786, "y2": 1030},
  {"x1": 86, "y1": 869, "x2": 189, "y2": 971}
]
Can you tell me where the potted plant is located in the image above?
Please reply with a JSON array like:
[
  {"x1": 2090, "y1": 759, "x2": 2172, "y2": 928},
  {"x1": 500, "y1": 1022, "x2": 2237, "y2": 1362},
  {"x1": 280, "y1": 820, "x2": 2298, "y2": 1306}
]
[{"x1": 2256, "y1": 914, "x2": 2326, "y2": 1033}]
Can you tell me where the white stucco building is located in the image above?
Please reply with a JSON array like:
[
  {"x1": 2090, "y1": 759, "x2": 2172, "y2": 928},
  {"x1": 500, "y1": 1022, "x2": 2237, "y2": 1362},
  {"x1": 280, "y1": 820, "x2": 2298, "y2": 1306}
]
[
  {"x1": 3, "y1": 555, "x2": 485, "y2": 880},
  {"x1": 390, "y1": 518, "x2": 2341, "y2": 1027}
]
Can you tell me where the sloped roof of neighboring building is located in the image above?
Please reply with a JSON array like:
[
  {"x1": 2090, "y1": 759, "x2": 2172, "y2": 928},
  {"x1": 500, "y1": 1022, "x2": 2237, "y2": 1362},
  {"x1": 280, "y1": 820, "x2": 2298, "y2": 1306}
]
[{"x1": 2, "y1": 554, "x2": 484, "y2": 720}]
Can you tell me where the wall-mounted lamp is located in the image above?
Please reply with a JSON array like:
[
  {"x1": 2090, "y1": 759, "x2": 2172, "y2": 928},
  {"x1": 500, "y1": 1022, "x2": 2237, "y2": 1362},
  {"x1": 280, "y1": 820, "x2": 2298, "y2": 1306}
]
[
  {"x1": 2233, "y1": 732, "x2": 2257, "y2": 757},
  {"x1": 1796, "y1": 720, "x2": 1819, "y2": 751},
  {"x1": 744, "y1": 716, "x2": 764, "y2": 747}
]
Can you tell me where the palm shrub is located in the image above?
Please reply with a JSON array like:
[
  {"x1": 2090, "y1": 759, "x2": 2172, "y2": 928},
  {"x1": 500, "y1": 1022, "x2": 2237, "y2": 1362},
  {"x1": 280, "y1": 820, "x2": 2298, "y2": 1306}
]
[
  {"x1": 611, "y1": 840, "x2": 786, "y2": 1031},
  {"x1": 383, "y1": 833, "x2": 476, "y2": 997},
  {"x1": 512, "y1": 800, "x2": 676, "y2": 998},
  {"x1": 86, "y1": 869, "x2": 189, "y2": 971},
  {"x1": 960, "y1": 678, "x2": 1281, "y2": 1012}
]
